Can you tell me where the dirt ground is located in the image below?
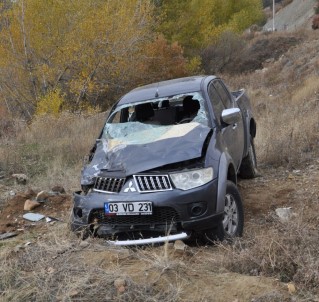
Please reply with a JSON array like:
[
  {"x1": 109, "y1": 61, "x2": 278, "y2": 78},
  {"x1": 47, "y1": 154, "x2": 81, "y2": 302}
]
[{"x1": 0, "y1": 160, "x2": 318, "y2": 301}]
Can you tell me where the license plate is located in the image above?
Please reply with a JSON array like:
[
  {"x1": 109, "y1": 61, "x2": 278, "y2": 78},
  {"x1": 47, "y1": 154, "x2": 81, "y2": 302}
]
[{"x1": 104, "y1": 202, "x2": 152, "y2": 215}]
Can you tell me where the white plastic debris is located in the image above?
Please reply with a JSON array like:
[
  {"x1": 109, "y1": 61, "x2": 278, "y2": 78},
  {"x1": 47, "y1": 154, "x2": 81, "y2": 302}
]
[
  {"x1": 0, "y1": 232, "x2": 17, "y2": 240},
  {"x1": 23, "y1": 213, "x2": 45, "y2": 222},
  {"x1": 45, "y1": 216, "x2": 59, "y2": 223},
  {"x1": 275, "y1": 207, "x2": 292, "y2": 222}
]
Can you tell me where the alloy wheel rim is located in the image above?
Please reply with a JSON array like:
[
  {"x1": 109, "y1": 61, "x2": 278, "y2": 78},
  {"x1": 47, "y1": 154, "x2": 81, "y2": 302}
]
[{"x1": 222, "y1": 193, "x2": 238, "y2": 236}]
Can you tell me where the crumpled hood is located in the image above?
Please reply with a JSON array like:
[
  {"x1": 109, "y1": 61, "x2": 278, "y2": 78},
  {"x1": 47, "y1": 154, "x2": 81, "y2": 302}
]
[{"x1": 81, "y1": 122, "x2": 211, "y2": 184}]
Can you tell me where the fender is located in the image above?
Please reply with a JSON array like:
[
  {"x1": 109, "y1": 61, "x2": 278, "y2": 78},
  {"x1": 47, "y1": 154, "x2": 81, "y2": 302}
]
[{"x1": 216, "y1": 152, "x2": 237, "y2": 213}]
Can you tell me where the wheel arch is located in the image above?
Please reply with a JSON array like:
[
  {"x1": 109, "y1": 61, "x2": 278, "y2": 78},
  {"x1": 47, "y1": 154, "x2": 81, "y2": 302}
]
[
  {"x1": 250, "y1": 118, "x2": 257, "y2": 138},
  {"x1": 216, "y1": 152, "x2": 237, "y2": 213}
]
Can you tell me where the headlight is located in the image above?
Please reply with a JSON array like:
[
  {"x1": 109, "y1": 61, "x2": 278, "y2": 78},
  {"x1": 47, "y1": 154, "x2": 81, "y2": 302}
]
[{"x1": 170, "y1": 167, "x2": 213, "y2": 190}]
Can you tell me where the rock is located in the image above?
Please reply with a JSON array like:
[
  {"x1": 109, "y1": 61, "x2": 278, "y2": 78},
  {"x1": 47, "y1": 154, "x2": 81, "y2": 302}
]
[
  {"x1": 275, "y1": 207, "x2": 292, "y2": 222},
  {"x1": 69, "y1": 290, "x2": 79, "y2": 297},
  {"x1": 117, "y1": 285, "x2": 125, "y2": 293},
  {"x1": 287, "y1": 282, "x2": 296, "y2": 294},
  {"x1": 79, "y1": 241, "x2": 90, "y2": 248},
  {"x1": 24, "y1": 199, "x2": 41, "y2": 211},
  {"x1": 114, "y1": 278, "x2": 126, "y2": 289},
  {"x1": 24, "y1": 188, "x2": 36, "y2": 199},
  {"x1": 174, "y1": 240, "x2": 187, "y2": 252},
  {"x1": 36, "y1": 191, "x2": 50, "y2": 202},
  {"x1": 13, "y1": 244, "x2": 25, "y2": 253},
  {"x1": 51, "y1": 186, "x2": 66, "y2": 194},
  {"x1": 288, "y1": 174, "x2": 294, "y2": 180},
  {"x1": 47, "y1": 267, "x2": 55, "y2": 274},
  {"x1": 12, "y1": 173, "x2": 28, "y2": 185},
  {"x1": 0, "y1": 232, "x2": 17, "y2": 240}
]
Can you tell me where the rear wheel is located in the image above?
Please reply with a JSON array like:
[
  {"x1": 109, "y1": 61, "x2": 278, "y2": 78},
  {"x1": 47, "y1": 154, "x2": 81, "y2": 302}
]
[
  {"x1": 239, "y1": 136, "x2": 258, "y2": 179},
  {"x1": 204, "y1": 181, "x2": 244, "y2": 243}
]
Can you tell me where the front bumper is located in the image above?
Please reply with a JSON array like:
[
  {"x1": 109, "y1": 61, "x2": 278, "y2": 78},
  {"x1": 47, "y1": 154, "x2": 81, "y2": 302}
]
[
  {"x1": 107, "y1": 232, "x2": 189, "y2": 246},
  {"x1": 71, "y1": 178, "x2": 222, "y2": 238}
]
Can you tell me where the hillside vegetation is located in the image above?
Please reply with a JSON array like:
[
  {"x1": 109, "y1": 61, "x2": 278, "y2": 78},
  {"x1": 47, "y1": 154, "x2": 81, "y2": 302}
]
[
  {"x1": 0, "y1": 0, "x2": 265, "y2": 117},
  {"x1": 0, "y1": 1, "x2": 319, "y2": 301}
]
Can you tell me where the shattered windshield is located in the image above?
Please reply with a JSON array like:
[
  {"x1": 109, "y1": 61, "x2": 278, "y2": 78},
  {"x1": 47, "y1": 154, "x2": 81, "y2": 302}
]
[{"x1": 103, "y1": 92, "x2": 209, "y2": 145}]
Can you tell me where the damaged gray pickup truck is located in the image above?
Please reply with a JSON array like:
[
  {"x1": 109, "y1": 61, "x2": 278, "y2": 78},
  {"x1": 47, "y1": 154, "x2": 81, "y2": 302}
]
[{"x1": 71, "y1": 75, "x2": 257, "y2": 245}]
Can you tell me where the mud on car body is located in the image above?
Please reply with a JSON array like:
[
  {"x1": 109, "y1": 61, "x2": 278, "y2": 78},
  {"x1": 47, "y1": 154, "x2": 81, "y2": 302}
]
[{"x1": 71, "y1": 76, "x2": 257, "y2": 245}]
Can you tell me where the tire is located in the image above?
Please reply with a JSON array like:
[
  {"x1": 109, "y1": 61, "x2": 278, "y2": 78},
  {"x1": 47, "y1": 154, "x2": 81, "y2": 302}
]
[
  {"x1": 239, "y1": 135, "x2": 258, "y2": 179},
  {"x1": 204, "y1": 181, "x2": 244, "y2": 243}
]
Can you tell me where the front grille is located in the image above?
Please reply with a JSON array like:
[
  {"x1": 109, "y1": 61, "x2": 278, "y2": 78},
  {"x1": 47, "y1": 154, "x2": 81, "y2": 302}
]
[
  {"x1": 89, "y1": 207, "x2": 181, "y2": 225},
  {"x1": 134, "y1": 175, "x2": 172, "y2": 192},
  {"x1": 93, "y1": 177, "x2": 125, "y2": 193}
]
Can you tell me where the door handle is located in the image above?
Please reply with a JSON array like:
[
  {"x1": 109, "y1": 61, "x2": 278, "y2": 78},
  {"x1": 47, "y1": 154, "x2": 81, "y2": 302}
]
[{"x1": 232, "y1": 123, "x2": 237, "y2": 129}]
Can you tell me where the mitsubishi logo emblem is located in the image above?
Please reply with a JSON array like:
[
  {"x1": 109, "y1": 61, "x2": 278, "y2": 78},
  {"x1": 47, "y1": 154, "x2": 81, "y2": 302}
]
[{"x1": 124, "y1": 181, "x2": 136, "y2": 193}]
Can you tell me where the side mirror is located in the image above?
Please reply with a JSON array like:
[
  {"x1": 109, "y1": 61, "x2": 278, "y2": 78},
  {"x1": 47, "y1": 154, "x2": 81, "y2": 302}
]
[{"x1": 221, "y1": 108, "x2": 241, "y2": 125}]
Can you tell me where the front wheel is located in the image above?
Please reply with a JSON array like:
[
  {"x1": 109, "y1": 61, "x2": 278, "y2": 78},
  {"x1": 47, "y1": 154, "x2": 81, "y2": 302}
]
[
  {"x1": 204, "y1": 181, "x2": 244, "y2": 242},
  {"x1": 239, "y1": 136, "x2": 258, "y2": 179}
]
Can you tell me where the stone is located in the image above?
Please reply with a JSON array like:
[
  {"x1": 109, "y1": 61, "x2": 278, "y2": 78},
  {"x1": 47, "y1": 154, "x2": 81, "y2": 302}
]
[
  {"x1": 36, "y1": 191, "x2": 50, "y2": 202},
  {"x1": 79, "y1": 241, "x2": 90, "y2": 248},
  {"x1": 24, "y1": 188, "x2": 36, "y2": 199},
  {"x1": 117, "y1": 286, "x2": 125, "y2": 293},
  {"x1": 13, "y1": 244, "x2": 24, "y2": 253},
  {"x1": 114, "y1": 278, "x2": 126, "y2": 289},
  {"x1": 12, "y1": 173, "x2": 28, "y2": 185},
  {"x1": 51, "y1": 186, "x2": 66, "y2": 194},
  {"x1": 174, "y1": 239, "x2": 187, "y2": 251},
  {"x1": 275, "y1": 207, "x2": 292, "y2": 222},
  {"x1": 287, "y1": 282, "x2": 296, "y2": 294},
  {"x1": 24, "y1": 199, "x2": 41, "y2": 211},
  {"x1": 47, "y1": 267, "x2": 55, "y2": 274},
  {"x1": 0, "y1": 232, "x2": 17, "y2": 240}
]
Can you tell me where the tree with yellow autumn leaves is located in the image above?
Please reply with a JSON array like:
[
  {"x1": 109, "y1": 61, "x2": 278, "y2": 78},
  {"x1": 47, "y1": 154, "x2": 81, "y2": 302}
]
[{"x1": 0, "y1": 0, "x2": 265, "y2": 118}]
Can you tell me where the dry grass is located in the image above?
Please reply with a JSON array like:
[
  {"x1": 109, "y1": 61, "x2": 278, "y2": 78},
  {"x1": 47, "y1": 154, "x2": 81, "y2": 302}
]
[
  {"x1": 1, "y1": 202, "x2": 318, "y2": 301},
  {"x1": 224, "y1": 31, "x2": 319, "y2": 166},
  {"x1": 0, "y1": 225, "x2": 191, "y2": 302},
  {"x1": 0, "y1": 112, "x2": 106, "y2": 191},
  {"x1": 217, "y1": 219, "x2": 319, "y2": 293}
]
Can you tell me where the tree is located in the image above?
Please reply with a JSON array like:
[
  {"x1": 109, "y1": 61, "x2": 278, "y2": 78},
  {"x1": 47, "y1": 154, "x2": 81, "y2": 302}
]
[
  {"x1": 0, "y1": 0, "x2": 158, "y2": 115},
  {"x1": 158, "y1": 0, "x2": 265, "y2": 53},
  {"x1": 135, "y1": 35, "x2": 189, "y2": 84}
]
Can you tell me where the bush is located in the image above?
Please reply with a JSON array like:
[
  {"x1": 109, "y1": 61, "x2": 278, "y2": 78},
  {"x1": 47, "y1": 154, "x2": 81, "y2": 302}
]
[{"x1": 201, "y1": 31, "x2": 245, "y2": 74}]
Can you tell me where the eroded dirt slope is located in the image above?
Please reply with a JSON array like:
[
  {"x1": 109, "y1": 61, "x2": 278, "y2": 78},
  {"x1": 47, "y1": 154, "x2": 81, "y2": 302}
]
[{"x1": 263, "y1": 0, "x2": 315, "y2": 31}]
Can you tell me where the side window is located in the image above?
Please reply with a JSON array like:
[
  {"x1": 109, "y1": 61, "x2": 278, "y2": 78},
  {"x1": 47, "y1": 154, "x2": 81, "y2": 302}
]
[
  {"x1": 110, "y1": 107, "x2": 129, "y2": 123},
  {"x1": 213, "y1": 80, "x2": 233, "y2": 108},
  {"x1": 208, "y1": 82, "x2": 225, "y2": 125}
]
